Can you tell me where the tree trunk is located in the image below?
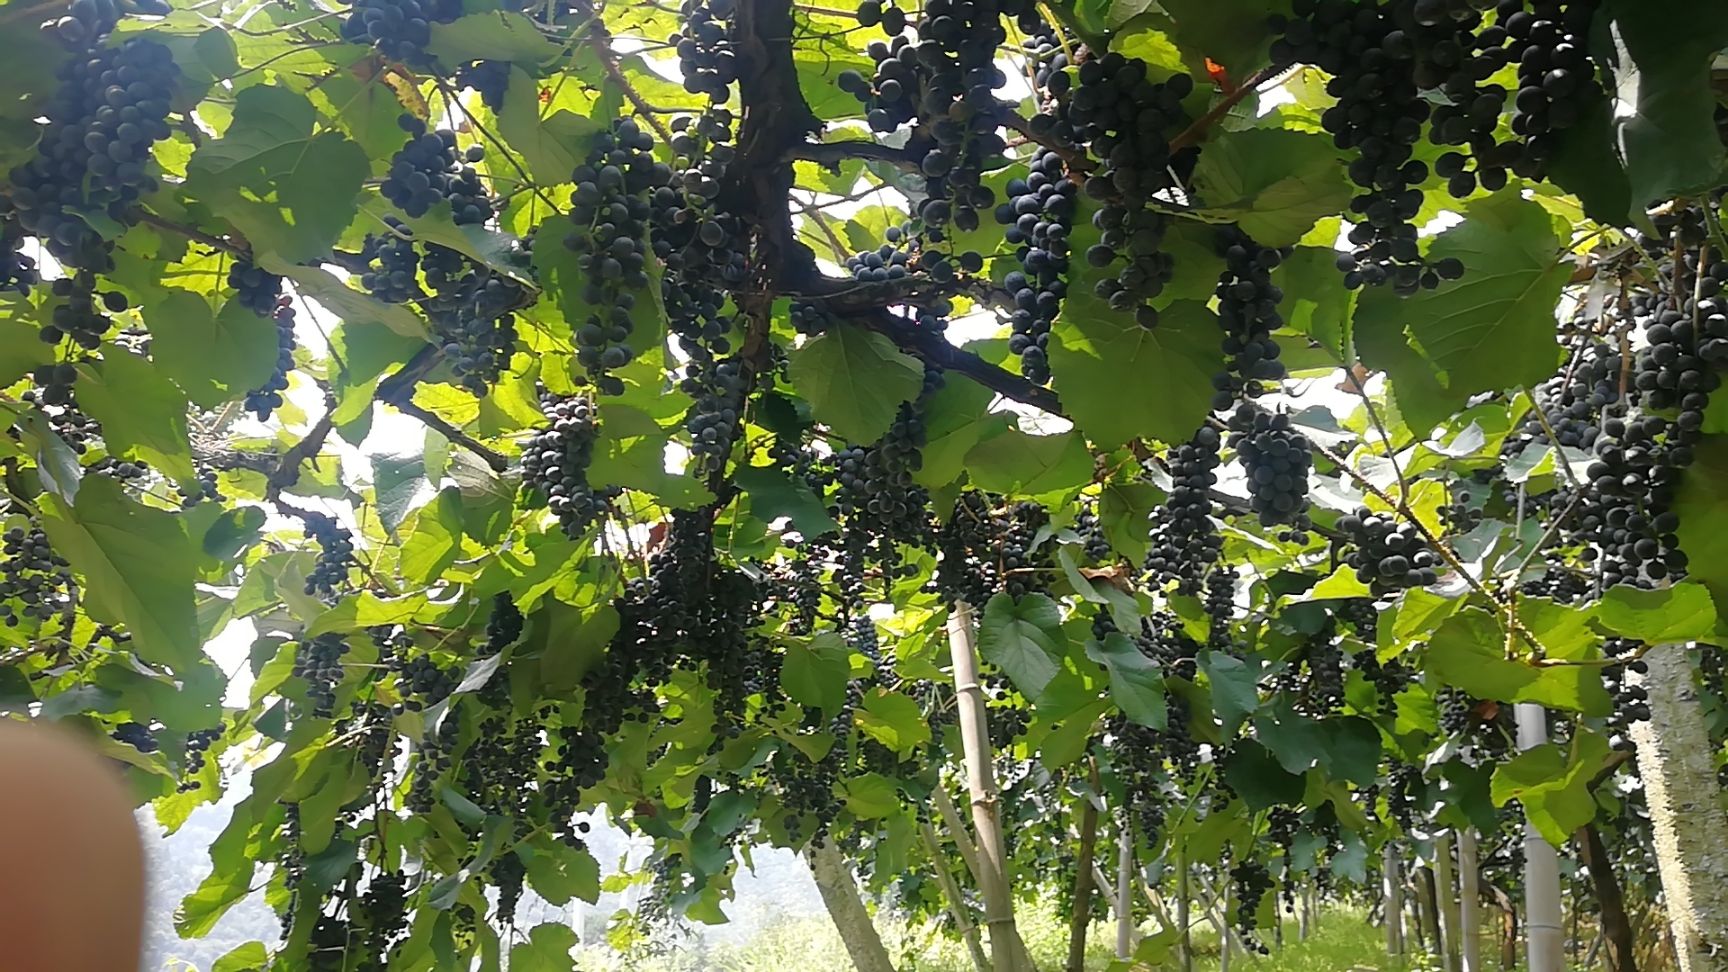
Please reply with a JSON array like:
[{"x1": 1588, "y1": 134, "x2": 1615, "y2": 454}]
[
  {"x1": 1384, "y1": 842, "x2": 1406, "y2": 957},
  {"x1": 1436, "y1": 831, "x2": 1459, "y2": 972},
  {"x1": 946, "y1": 601, "x2": 1033, "y2": 972},
  {"x1": 1630, "y1": 643, "x2": 1728, "y2": 972},
  {"x1": 1515, "y1": 703, "x2": 1566, "y2": 972},
  {"x1": 1177, "y1": 839, "x2": 1193, "y2": 972},
  {"x1": 1459, "y1": 828, "x2": 1482, "y2": 972},
  {"x1": 1066, "y1": 792, "x2": 1100, "y2": 972},
  {"x1": 919, "y1": 817, "x2": 990, "y2": 972},
  {"x1": 1576, "y1": 823, "x2": 1638, "y2": 972},
  {"x1": 807, "y1": 841, "x2": 898, "y2": 972},
  {"x1": 1116, "y1": 819, "x2": 1134, "y2": 959}
]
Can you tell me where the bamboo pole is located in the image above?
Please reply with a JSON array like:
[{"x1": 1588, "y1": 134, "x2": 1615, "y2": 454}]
[
  {"x1": 1459, "y1": 828, "x2": 1482, "y2": 972},
  {"x1": 1515, "y1": 703, "x2": 1565, "y2": 972},
  {"x1": 1436, "y1": 831, "x2": 1459, "y2": 972},
  {"x1": 946, "y1": 602, "x2": 1032, "y2": 972},
  {"x1": 918, "y1": 818, "x2": 990, "y2": 972},
  {"x1": 1066, "y1": 790, "x2": 1100, "y2": 972}
]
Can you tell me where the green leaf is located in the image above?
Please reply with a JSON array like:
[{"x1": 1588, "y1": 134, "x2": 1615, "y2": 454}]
[
  {"x1": 1086, "y1": 632, "x2": 1166, "y2": 729},
  {"x1": 426, "y1": 11, "x2": 565, "y2": 64},
  {"x1": 788, "y1": 325, "x2": 925, "y2": 444},
  {"x1": 535, "y1": 601, "x2": 620, "y2": 691},
  {"x1": 1427, "y1": 609, "x2": 1611, "y2": 715},
  {"x1": 1596, "y1": 582, "x2": 1718, "y2": 643},
  {"x1": 1190, "y1": 129, "x2": 1354, "y2": 247},
  {"x1": 915, "y1": 374, "x2": 1009, "y2": 489},
  {"x1": 212, "y1": 941, "x2": 268, "y2": 972},
  {"x1": 529, "y1": 215, "x2": 667, "y2": 365},
  {"x1": 1275, "y1": 246, "x2": 1355, "y2": 363},
  {"x1": 1048, "y1": 300, "x2": 1224, "y2": 449},
  {"x1": 497, "y1": 66, "x2": 602, "y2": 185},
  {"x1": 507, "y1": 922, "x2": 579, "y2": 972},
  {"x1": 1099, "y1": 482, "x2": 1164, "y2": 564},
  {"x1": 977, "y1": 593, "x2": 1068, "y2": 701},
  {"x1": 1491, "y1": 728, "x2": 1612, "y2": 846},
  {"x1": 266, "y1": 263, "x2": 426, "y2": 339},
  {"x1": 1199, "y1": 649, "x2": 1261, "y2": 736},
  {"x1": 40, "y1": 477, "x2": 199, "y2": 670},
  {"x1": 372, "y1": 452, "x2": 428, "y2": 533},
  {"x1": 856, "y1": 688, "x2": 931, "y2": 756},
  {"x1": 201, "y1": 506, "x2": 266, "y2": 562},
  {"x1": 0, "y1": 316, "x2": 53, "y2": 387},
  {"x1": 1598, "y1": 0, "x2": 1728, "y2": 222},
  {"x1": 734, "y1": 464, "x2": 839, "y2": 538},
  {"x1": 1678, "y1": 436, "x2": 1728, "y2": 609},
  {"x1": 146, "y1": 292, "x2": 278, "y2": 408},
  {"x1": 1221, "y1": 739, "x2": 1304, "y2": 810},
  {"x1": 400, "y1": 487, "x2": 464, "y2": 585},
  {"x1": 77, "y1": 351, "x2": 196, "y2": 481},
  {"x1": 187, "y1": 86, "x2": 368, "y2": 264},
  {"x1": 841, "y1": 772, "x2": 900, "y2": 818},
  {"x1": 1357, "y1": 192, "x2": 1566, "y2": 405},
  {"x1": 964, "y1": 428, "x2": 1093, "y2": 498},
  {"x1": 781, "y1": 631, "x2": 851, "y2": 714}
]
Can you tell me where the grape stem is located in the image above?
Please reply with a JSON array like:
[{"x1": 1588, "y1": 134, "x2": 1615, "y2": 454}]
[
  {"x1": 1308, "y1": 437, "x2": 1550, "y2": 659},
  {"x1": 1168, "y1": 65, "x2": 1283, "y2": 152},
  {"x1": 1342, "y1": 367, "x2": 1407, "y2": 495},
  {"x1": 590, "y1": 33, "x2": 677, "y2": 143},
  {"x1": 788, "y1": 138, "x2": 923, "y2": 172}
]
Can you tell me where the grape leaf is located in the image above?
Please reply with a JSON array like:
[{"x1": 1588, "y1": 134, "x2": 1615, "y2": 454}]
[
  {"x1": 1049, "y1": 299, "x2": 1224, "y2": 449},
  {"x1": 977, "y1": 593, "x2": 1068, "y2": 701},
  {"x1": 39, "y1": 477, "x2": 200, "y2": 671},
  {"x1": 146, "y1": 291, "x2": 279, "y2": 408},
  {"x1": 77, "y1": 350, "x2": 197, "y2": 481},
  {"x1": 788, "y1": 325, "x2": 925, "y2": 444},
  {"x1": 1190, "y1": 128, "x2": 1354, "y2": 247}
]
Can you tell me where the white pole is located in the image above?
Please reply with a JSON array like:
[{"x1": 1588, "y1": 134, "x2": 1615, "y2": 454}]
[
  {"x1": 1384, "y1": 842, "x2": 1405, "y2": 957},
  {"x1": 1435, "y1": 831, "x2": 1459, "y2": 972},
  {"x1": 1515, "y1": 703, "x2": 1565, "y2": 972},
  {"x1": 1458, "y1": 828, "x2": 1481, "y2": 972},
  {"x1": 1116, "y1": 819, "x2": 1133, "y2": 959},
  {"x1": 1629, "y1": 643, "x2": 1728, "y2": 972}
]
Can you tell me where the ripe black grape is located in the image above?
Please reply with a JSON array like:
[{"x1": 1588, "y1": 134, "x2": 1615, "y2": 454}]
[
  {"x1": 244, "y1": 296, "x2": 296, "y2": 420},
  {"x1": 338, "y1": 0, "x2": 462, "y2": 66},
  {"x1": 1212, "y1": 228, "x2": 1289, "y2": 409},
  {"x1": 292, "y1": 633, "x2": 348, "y2": 717},
  {"x1": 564, "y1": 120, "x2": 671, "y2": 395},
  {"x1": 3, "y1": 36, "x2": 179, "y2": 271},
  {"x1": 1146, "y1": 426, "x2": 1221, "y2": 594},
  {"x1": 998, "y1": 148, "x2": 1074, "y2": 382},
  {"x1": 42, "y1": 271, "x2": 114, "y2": 350},
  {"x1": 302, "y1": 514, "x2": 357, "y2": 599},
  {"x1": 455, "y1": 59, "x2": 511, "y2": 111},
  {"x1": 521, "y1": 390, "x2": 619, "y2": 537},
  {"x1": 1339, "y1": 507, "x2": 1440, "y2": 595},
  {"x1": 227, "y1": 260, "x2": 283, "y2": 316},
  {"x1": 1227, "y1": 403, "x2": 1312, "y2": 538},
  {"x1": 382, "y1": 116, "x2": 494, "y2": 224},
  {"x1": 0, "y1": 524, "x2": 74, "y2": 627}
]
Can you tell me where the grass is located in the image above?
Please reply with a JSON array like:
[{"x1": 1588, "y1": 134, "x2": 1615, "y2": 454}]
[{"x1": 575, "y1": 903, "x2": 1438, "y2": 971}]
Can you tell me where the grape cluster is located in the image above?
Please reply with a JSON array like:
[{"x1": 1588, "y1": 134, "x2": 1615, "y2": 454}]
[
  {"x1": 1074, "y1": 502, "x2": 1113, "y2": 564},
  {"x1": 228, "y1": 261, "x2": 284, "y2": 316},
  {"x1": 358, "y1": 222, "x2": 423, "y2": 304},
  {"x1": 791, "y1": 301, "x2": 831, "y2": 336},
  {"x1": 454, "y1": 59, "x2": 511, "y2": 111},
  {"x1": 27, "y1": 362, "x2": 80, "y2": 409},
  {"x1": 997, "y1": 501, "x2": 1053, "y2": 599},
  {"x1": 1146, "y1": 426, "x2": 1221, "y2": 594},
  {"x1": 44, "y1": 272, "x2": 120, "y2": 350},
  {"x1": 338, "y1": 0, "x2": 462, "y2": 66},
  {"x1": 293, "y1": 634, "x2": 348, "y2": 718},
  {"x1": 302, "y1": 515, "x2": 357, "y2": 599},
  {"x1": 0, "y1": 525, "x2": 73, "y2": 627},
  {"x1": 684, "y1": 354, "x2": 746, "y2": 474},
  {"x1": 1204, "y1": 568, "x2": 1235, "y2": 650},
  {"x1": 1230, "y1": 858, "x2": 1273, "y2": 953},
  {"x1": 998, "y1": 149, "x2": 1075, "y2": 382},
  {"x1": 112, "y1": 721, "x2": 159, "y2": 753},
  {"x1": 1063, "y1": 56, "x2": 1195, "y2": 328},
  {"x1": 245, "y1": 296, "x2": 297, "y2": 420},
  {"x1": 358, "y1": 871, "x2": 409, "y2": 957},
  {"x1": 521, "y1": 390, "x2": 619, "y2": 537},
  {"x1": 564, "y1": 121, "x2": 671, "y2": 394},
  {"x1": 2, "y1": 36, "x2": 178, "y2": 270},
  {"x1": 1340, "y1": 507, "x2": 1440, "y2": 595},
  {"x1": 1227, "y1": 404, "x2": 1312, "y2": 538},
  {"x1": 177, "y1": 727, "x2": 222, "y2": 791},
  {"x1": 421, "y1": 246, "x2": 523, "y2": 394},
  {"x1": 382, "y1": 116, "x2": 494, "y2": 224},
  {"x1": 671, "y1": 0, "x2": 738, "y2": 102},
  {"x1": 0, "y1": 221, "x2": 40, "y2": 296},
  {"x1": 1211, "y1": 228, "x2": 1290, "y2": 408},
  {"x1": 833, "y1": 384, "x2": 938, "y2": 551},
  {"x1": 1503, "y1": 0, "x2": 1603, "y2": 179},
  {"x1": 937, "y1": 490, "x2": 1006, "y2": 607},
  {"x1": 1629, "y1": 250, "x2": 1728, "y2": 412},
  {"x1": 1301, "y1": 630, "x2": 1344, "y2": 714},
  {"x1": 1577, "y1": 413, "x2": 1688, "y2": 586}
]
